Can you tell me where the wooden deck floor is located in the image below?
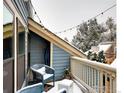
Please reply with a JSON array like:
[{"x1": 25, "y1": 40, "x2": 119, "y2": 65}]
[{"x1": 45, "y1": 80, "x2": 83, "y2": 93}]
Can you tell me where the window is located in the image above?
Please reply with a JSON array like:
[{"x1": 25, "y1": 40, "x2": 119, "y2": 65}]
[{"x1": 3, "y1": 4, "x2": 14, "y2": 60}]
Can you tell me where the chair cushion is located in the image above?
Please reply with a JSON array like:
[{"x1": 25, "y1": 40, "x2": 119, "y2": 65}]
[{"x1": 43, "y1": 74, "x2": 53, "y2": 80}]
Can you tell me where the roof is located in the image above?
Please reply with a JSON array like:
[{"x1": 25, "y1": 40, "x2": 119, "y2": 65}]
[
  {"x1": 28, "y1": 18, "x2": 86, "y2": 58},
  {"x1": 98, "y1": 44, "x2": 111, "y2": 52},
  {"x1": 85, "y1": 42, "x2": 112, "y2": 55}
]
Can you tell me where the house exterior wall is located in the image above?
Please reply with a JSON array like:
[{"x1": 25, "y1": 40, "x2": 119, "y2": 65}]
[
  {"x1": 30, "y1": 32, "x2": 49, "y2": 66},
  {"x1": 52, "y1": 44, "x2": 70, "y2": 80}
]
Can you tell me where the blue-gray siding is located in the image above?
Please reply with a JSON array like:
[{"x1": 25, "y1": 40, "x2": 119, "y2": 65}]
[
  {"x1": 52, "y1": 44, "x2": 70, "y2": 80},
  {"x1": 30, "y1": 32, "x2": 48, "y2": 66},
  {"x1": 29, "y1": 32, "x2": 71, "y2": 80},
  {"x1": 13, "y1": 0, "x2": 29, "y2": 23}
]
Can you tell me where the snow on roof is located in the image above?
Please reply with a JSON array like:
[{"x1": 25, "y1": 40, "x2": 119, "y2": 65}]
[
  {"x1": 85, "y1": 42, "x2": 112, "y2": 55},
  {"x1": 98, "y1": 44, "x2": 111, "y2": 52}
]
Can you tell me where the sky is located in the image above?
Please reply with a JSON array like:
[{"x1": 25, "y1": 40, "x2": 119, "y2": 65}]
[
  {"x1": 31, "y1": 0, "x2": 116, "y2": 42},
  {"x1": 3, "y1": 4, "x2": 13, "y2": 24}
]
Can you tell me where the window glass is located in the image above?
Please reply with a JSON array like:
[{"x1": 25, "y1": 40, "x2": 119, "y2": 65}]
[
  {"x1": 17, "y1": 20, "x2": 25, "y2": 54},
  {"x1": 3, "y1": 5, "x2": 13, "y2": 24},
  {"x1": 3, "y1": 4, "x2": 13, "y2": 60}
]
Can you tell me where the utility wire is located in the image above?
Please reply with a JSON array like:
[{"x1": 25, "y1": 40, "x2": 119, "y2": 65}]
[
  {"x1": 30, "y1": 1, "x2": 43, "y2": 25},
  {"x1": 55, "y1": 4, "x2": 116, "y2": 34}
]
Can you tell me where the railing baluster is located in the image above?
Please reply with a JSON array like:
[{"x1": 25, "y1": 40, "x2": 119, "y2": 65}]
[
  {"x1": 100, "y1": 71, "x2": 103, "y2": 93},
  {"x1": 84, "y1": 66, "x2": 87, "y2": 83},
  {"x1": 82, "y1": 64, "x2": 85, "y2": 81},
  {"x1": 88, "y1": 66, "x2": 90, "y2": 86},
  {"x1": 97, "y1": 71, "x2": 100, "y2": 93},
  {"x1": 85, "y1": 65, "x2": 86, "y2": 83},
  {"x1": 109, "y1": 75, "x2": 112, "y2": 93},
  {"x1": 81, "y1": 63, "x2": 83, "y2": 80},
  {"x1": 92, "y1": 68, "x2": 94, "y2": 88},
  {"x1": 90, "y1": 67, "x2": 91, "y2": 86},
  {"x1": 105, "y1": 73, "x2": 108, "y2": 93},
  {"x1": 94, "y1": 69, "x2": 96, "y2": 90},
  {"x1": 86, "y1": 66, "x2": 88, "y2": 84},
  {"x1": 90, "y1": 67, "x2": 92, "y2": 87},
  {"x1": 113, "y1": 76, "x2": 116, "y2": 93}
]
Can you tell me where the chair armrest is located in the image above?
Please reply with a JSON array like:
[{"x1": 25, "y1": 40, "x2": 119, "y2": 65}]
[
  {"x1": 45, "y1": 65, "x2": 55, "y2": 74},
  {"x1": 16, "y1": 83, "x2": 43, "y2": 93}
]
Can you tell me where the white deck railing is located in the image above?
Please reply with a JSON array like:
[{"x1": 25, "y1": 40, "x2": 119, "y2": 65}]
[{"x1": 71, "y1": 56, "x2": 116, "y2": 93}]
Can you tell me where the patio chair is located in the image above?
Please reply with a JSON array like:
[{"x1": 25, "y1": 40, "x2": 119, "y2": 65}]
[
  {"x1": 31, "y1": 64, "x2": 55, "y2": 90},
  {"x1": 16, "y1": 83, "x2": 43, "y2": 93}
]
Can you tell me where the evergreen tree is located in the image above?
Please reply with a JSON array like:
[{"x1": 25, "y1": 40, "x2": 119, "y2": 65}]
[
  {"x1": 92, "y1": 53, "x2": 98, "y2": 61},
  {"x1": 97, "y1": 51, "x2": 105, "y2": 63},
  {"x1": 87, "y1": 51, "x2": 92, "y2": 59},
  {"x1": 72, "y1": 19, "x2": 103, "y2": 52},
  {"x1": 71, "y1": 17, "x2": 116, "y2": 52},
  {"x1": 106, "y1": 17, "x2": 116, "y2": 41}
]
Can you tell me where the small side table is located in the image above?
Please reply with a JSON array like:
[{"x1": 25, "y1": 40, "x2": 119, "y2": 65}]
[{"x1": 58, "y1": 79, "x2": 73, "y2": 93}]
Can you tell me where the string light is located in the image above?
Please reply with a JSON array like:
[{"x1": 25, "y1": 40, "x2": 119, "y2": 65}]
[
  {"x1": 30, "y1": 1, "x2": 116, "y2": 34},
  {"x1": 30, "y1": 2, "x2": 43, "y2": 26},
  {"x1": 55, "y1": 4, "x2": 116, "y2": 34}
]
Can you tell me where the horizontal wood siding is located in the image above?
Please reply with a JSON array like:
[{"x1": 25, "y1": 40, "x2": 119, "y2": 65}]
[
  {"x1": 53, "y1": 44, "x2": 70, "y2": 80},
  {"x1": 3, "y1": 58, "x2": 14, "y2": 93},
  {"x1": 30, "y1": 32, "x2": 48, "y2": 66}
]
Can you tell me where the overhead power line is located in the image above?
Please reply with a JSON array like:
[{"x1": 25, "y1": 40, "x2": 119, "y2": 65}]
[{"x1": 55, "y1": 4, "x2": 116, "y2": 34}]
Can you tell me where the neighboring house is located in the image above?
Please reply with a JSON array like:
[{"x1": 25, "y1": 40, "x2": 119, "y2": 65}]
[
  {"x1": 85, "y1": 42, "x2": 116, "y2": 64},
  {"x1": 3, "y1": 0, "x2": 86, "y2": 93},
  {"x1": 111, "y1": 59, "x2": 116, "y2": 68}
]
